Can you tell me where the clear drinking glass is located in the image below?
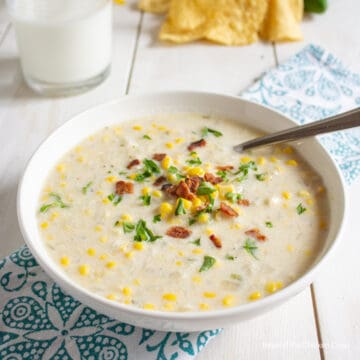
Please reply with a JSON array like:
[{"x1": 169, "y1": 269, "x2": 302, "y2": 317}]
[{"x1": 6, "y1": 0, "x2": 112, "y2": 96}]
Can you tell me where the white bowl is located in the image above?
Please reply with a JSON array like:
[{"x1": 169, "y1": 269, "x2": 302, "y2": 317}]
[{"x1": 17, "y1": 91, "x2": 346, "y2": 331}]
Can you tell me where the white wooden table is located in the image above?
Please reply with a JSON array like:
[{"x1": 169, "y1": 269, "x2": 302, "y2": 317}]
[{"x1": 1, "y1": 1, "x2": 359, "y2": 359}]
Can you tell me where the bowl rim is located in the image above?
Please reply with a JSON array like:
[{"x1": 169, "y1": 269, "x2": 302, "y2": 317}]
[{"x1": 17, "y1": 90, "x2": 347, "y2": 322}]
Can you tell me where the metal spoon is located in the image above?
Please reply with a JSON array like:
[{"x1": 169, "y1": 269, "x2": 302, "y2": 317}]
[{"x1": 234, "y1": 107, "x2": 360, "y2": 152}]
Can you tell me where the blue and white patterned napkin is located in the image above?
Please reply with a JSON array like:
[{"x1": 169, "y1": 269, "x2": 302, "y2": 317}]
[
  {"x1": 1, "y1": 44, "x2": 359, "y2": 360},
  {"x1": 242, "y1": 44, "x2": 360, "y2": 185}
]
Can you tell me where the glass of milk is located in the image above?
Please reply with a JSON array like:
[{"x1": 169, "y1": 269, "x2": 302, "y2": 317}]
[{"x1": 6, "y1": 0, "x2": 112, "y2": 96}]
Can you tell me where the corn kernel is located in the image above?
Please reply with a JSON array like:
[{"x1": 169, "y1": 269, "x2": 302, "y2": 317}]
[
  {"x1": 124, "y1": 299, "x2": 131, "y2": 305},
  {"x1": 125, "y1": 252, "x2": 134, "y2": 259},
  {"x1": 276, "y1": 281, "x2": 283, "y2": 289},
  {"x1": 178, "y1": 251, "x2": 184, "y2": 257},
  {"x1": 222, "y1": 295, "x2": 235, "y2": 307},
  {"x1": 106, "y1": 175, "x2": 117, "y2": 183},
  {"x1": 123, "y1": 287, "x2": 132, "y2": 296},
  {"x1": 141, "y1": 187, "x2": 150, "y2": 195},
  {"x1": 199, "y1": 303, "x2": 210, "y2": 311},
  {"x1": 133, "y1": 278, "x2": 141, "y2": 286},
  {"x1": 49, "y1": 212, "x2": 59, "y2": 221},
  {"x1": 106, "y1": 261, "x2": 116, "y2": 269},
  {"x1": 114, "y1": 127, "x2": 122, "y2": 134},
  {"x1": 56, "y1": 164, "x2": 66, "y2": 173},
  {"x1": 167, "y1": 174, "x2": 177, "y2": 183},
  {"x1": 192, "y1": 275, "x2": 202, "y2": 284},
  {"x1": 306, "y1": 198, "x2": 314, "y2": 206},
  {"x1": 40, "y1": 222, "x2": 48, "y2": 229},
  {"x1": 175, "y1": 260, "x2": 183, "y2": 266},
  {"x1": 270, "y1": 156, "x2": 278, "y2": 163},
  {"x1": 99, "y1": 236, "x2": 108, "y2": 243},
  {"x1": 79, "y1": 264, "x2": 89, "y2": 276},
  {"x1": 265, "y1": 281, "x2": 283, "y2": 293},
  {"x1": 257, "y1": 156, "x2": 266, "y2": 165},
  {"x1": 160, "y1": 202, "x2": 173, "y2": 218},
  {"x1": 192, "y1": 248, "x2": 204, "y2": 255},
  {"x1": 287, "y1": 244, "x2": 294, "y2": 252},
  {"x1": 282, "y1": 191, "x2": 291, "y2": 200},
  {"x1": 298, "y1": 190, "x2": 310, "y2": 198},
  {"x1": 87, "y1": 248, "x2": 96, "y2": 256},
  {"x1": 128, "y1": 173, "x2": 137, "y2": 180},
  {"x1": 143, "y1": 303, "x2": 155, "y2": 310},
  {"x1": 77, "y1": 156, "x2": 84, "y2": 163},
  {"x1": 187, "y1": 167, "x2": 205, "y2": 176},
  {"x1": 175, "y1": 138, "x2": 184, "y2": 144},
  {"x1": 282, "y1": 146, "x2": 294, "y2": 154},
  {"x1": 218, "y1": 184, "x2": 235, "y2": 199},
  {"x1": 96, "y1": 190, "x2": 104, "y2": 196},
  {"x1": 282, "y1": 202, "x2": 288, "y2": 209},
  {"x1": 203, "y1": 292, "x2": 216, "y2": 298},
  {"x1": 132, "y1": 125, "x2": 142, "y2": 131},
  {"x1": 191, "y1": 197, "x2": 203, "y2": 211},
  {"x1": 60, "y1": 256, "x2": 69, "y2": 266},
  {"x1": 181, "y1": 198, "x2": 192, "y2": 210},
  {"x1": 249, "y1": 292, "x2": 262, "y2": 301},
  {"x1": 166, "y1": 142, "x2": 174, "y2": 149},
  {"x1": 75, "y1": 146, "x2": 82, "y2": 153},
  {"x1": 121, "y1": 214, "x2": 132, "y2": 221},
  {"x1": 102, "y1": 198, "x2": 110, "y2": 204},
  {"x1": 99, "y1": 254, "x2": 108, "y2": 260},
  {"x1": 106, "y1": 294, "x2": 116, "y2": 300},
  {"x1": 275, "y1": 166, "x2": 283, "y2": 172},
  {"x1": 163, "y1": 303, "x2": 174, "y2": 311},
  {"x1": 162, "y1": 156, "x2": 171, "y2": 170},
  {"x1": 286, "y1": 159, "x2": 298, "y2": 166},
  {"x1": 205, "y1": 228, "x2": 214, "y2": 236},
  {"x1": 133, "y1": 242, "x2": 144, "y2": 251},
  {"x1": 152, "y1": 190, "x2": 162, "y2": 198},
  {"x1": 94, "y1": 225, "x2": 103, "y2": 232},
  {"x1": 241, "y1": 156, "x2": 252, "y2": 164},
  {"x1": 163, "y1": 293, "x2": 177, "y2": 301},
  {"x1": 60, "y1": 182, "x2": 67, "y2": 187}
]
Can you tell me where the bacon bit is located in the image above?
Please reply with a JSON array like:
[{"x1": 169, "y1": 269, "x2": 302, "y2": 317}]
[
  {"x1": 216, "y1": 165, "x2": 234, "y2": 171},
  {"x1": 166, "y1": 226, "x2": 192, "y2": 239},
  {"x1": 187, "y1": 139, "x2": 206, "y2": 151},
  {"x1": 219, "y1": 202, "x2": 238, "y2": 217},
  {"x1": 204, "y1": 172, "x2": 223, "y2": 185},
  {"x1": 161, "y1": 183, "x2": 175, "y2": 193},
  {"x1": 185, "y1": 176, "x2": 201, "y2": 193},
  {"x1": 126, "y1": 159, "x2": 140, "y2": 169},
  {"x1": 209, "y1": 234, "x2": 222, "y2": 248},
  {"x1": 245, "y1": 228, "x2": 267, "y2": 241},
  {"x1": 152, "y1": 153, "x2": 167, "y2": 161},
  {"x1": 238, "y1": 199, "x2": 250, "y2": 207},
  {"x1": 175, "y1": 181, "x2": 195, "y2": 201},
  {"x1": 153, "y1": 176, "x2": 166, "y2": 187},
  {"x1": 115, "y1": 181, "x2": 134, "y2": 195}
]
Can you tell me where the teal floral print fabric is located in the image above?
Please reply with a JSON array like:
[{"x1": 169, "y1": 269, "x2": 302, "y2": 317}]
[
  {"x1": 0, "y1": 246, "x2": 220, "y2": 359},
  {"x1": 242, "y1": 44, "x2": 360, "y2": 184}
]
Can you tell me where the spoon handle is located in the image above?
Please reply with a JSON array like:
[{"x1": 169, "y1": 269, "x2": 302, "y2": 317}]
[{"x1": 234, "y1": 107, "x2": 360, "y2": 152}]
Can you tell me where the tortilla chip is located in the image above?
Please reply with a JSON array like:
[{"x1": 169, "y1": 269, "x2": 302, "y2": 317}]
[
  {"x1": 159, "y1": 0, "x2": 268, "y2": 46},
  {"x1": 260, "y1": 0, "x2": 303, "y2": 42},
  {"x1": 138, "y1": 0, "x2": 170, "y2": 14}
]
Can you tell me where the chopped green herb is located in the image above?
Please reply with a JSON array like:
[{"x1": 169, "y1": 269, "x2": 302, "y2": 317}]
[
  {"x1": 123, "y1": 222, "x2": 135, "y2": 233},
  {"x1": 140, "y1": 194, "x2": 151, "y2": 206},
  {"x1": 143, "y1": 159, "x2": 160, "y2": 174},
  {"x1": 189, "y1": 151, "x2": 197, "y2": 156},
  {"x1": 143, "y1": 134, "x2": 152, "y2": 140},
  {"x1": 39, "y1": 192, "x2": 69, "y2": 213},
  {"x1": 199, "y1": 255, "x2": 216, "y2": 272},
  {"x1": 225, "y1": 192, "x2": 242, "y2": 203},
  {"x1": 134, "y1": 219, "x2": 162, "y2": 242},
  {"x1": 201, "y1": 127, "x2": 223, "y2": 138},
  {"x1": 265, "y1": 221, "x2": 273, "y2": 228},
  {"x1": 225, "y1": 254, "x2": 235, "y2": 260},
  {"x1": 296, "y1": 203, "x2": 307, "y2": 215},
  {"x1": 175, "y1": 198, "x2": 186, "y2": 216},
  {"x1": 134, "y1": 171, "x2": 151, "y2": 182},
  {"x1": 255, "y1": 173, "x2": 266, "y2": 181},
  {"x1": 243, "y1": 238, "x2": 258, "y2": 259},
  {"x1": 235, "y1": 161, "x2": 257, "y2": 182},
  {"x1": 168, "y1": 166, "x2": 178, "y2": 174},
  {"x1": 197, "y1": 182, "x2": 216, "y2": 196},
  {"x1": 230, "y1": 273, "x2": 242, "y2": 281},
  {"x1": 191, "y1": 238, "x2": 201, "y2": 246},
  {"x1": 153, "y1": 214, "x2": 161, "y2": 223},
  {"x1": 216, "y1": 170, "x2": 229, "y2": 181},
  {"x1": 114, "y1": 220, "x2": 121, "y2": 227},
  {"x1": 108, "y1": 193, "x2": 122, "y2": 205},
  {"x1": 188, "y1": 217, "x2": 197, "y2": 226},
  {"x1": 82, "y1": 181, "x2": 93, "y2": 194},
  {"x1": 186, "y1": 157, "x2": 202, "y2": 166},
  {"x1": 118, "y1": 171, "x2": 127, "y2": 176}
]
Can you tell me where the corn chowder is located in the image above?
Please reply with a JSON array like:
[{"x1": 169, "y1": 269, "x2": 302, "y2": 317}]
[{"x1": 38, "y1": 114, "x2": 328, "y2": 312}]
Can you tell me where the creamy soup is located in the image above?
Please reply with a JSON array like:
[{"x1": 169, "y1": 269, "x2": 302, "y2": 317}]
[{"x1": 38, "y1": 114, "x2": 328, "y2": 312}]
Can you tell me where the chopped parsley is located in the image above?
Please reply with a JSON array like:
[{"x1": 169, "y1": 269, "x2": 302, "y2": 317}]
[
  {"x1": 225, "y1": 192, "x2": 242, "y2": 203},
  {"x1": 243, "y1": 238, "x2": 258, "y2": 259},
  {"x1": 134, "y1": 159, "x2": 160, "y2": 182},
  {"x1": 140, "y1": 194, "x2": 151, "y2": 206},
  {"x1": 201, "y1": 127, "x2": 223, "y2": 138},
  {"x1": 168, "y1": 165, "x2": 185, "y2": 179},
  {"x1": 134, "y1": 219, "x2": 162, "y2": 242},
  {"x1": 143, "y1": 134, "x2": 152, "y2": 140},
  {"x1": 199, "y1": 255, "x2": 216, "y2": 272},
  {"x1": 225, "y1": 254, "x2": 235, "y2": 260},
  {"x1": 191, "y1": 238, "x2": 201, "y2": 246},
  {"x1": 107, "y1": 193, "x2": 122, "y2": 206},
  {"x1": 197, "y1": 181, "x2": 216, "y2": 196},
  {"x1": 186, "y1": 157, "x2": 202, "y2": 166},
  {"x1": 216, "y1": 170, "x2": 229, "y2": 181},
  {"x1": 296, "y1": 203, "x2": 307, "y2": 215},
  {"x1": 175, "y1": 198, "x2": 186, "y2": 216},
  {"x1": 39, "y1": 193, "x2": 70, "y2": 213},
  {"x1": 230, "y1": 273, "x2": 242, "y2": 281},
  {"x1": 265, "y1": 221, "x2": 273, "y2": 228},
  {"x1": 235, "y1": 161, "x2": 257, "y2": 182},
  {"x1": 255, "y1": 173, "x2": 266, "y2": 181},
  {"x1": 153, "y1": 214, "x2": 161, "y2": 223},
  {"x1": 118, "y1": 171, "x2": 127, "y2": 176},
  {"x1": 123, "y1": 222, "x2": 135, "y2": 233},
  {"x1": 82, "y1": 181, "x2": 93, "y2": 194}
]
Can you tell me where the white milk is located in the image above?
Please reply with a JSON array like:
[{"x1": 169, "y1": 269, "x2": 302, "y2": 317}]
[{"x1": 9, "y1": 0, "x2": 112, "y2": 84}]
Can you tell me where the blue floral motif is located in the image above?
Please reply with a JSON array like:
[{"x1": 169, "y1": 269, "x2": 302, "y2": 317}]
[
  {"x1": 242, "y1": 44, "x2": 360, "y2": 184},
  {"x1": 0, "y1": 246, "x2": 220, "y2": 359}
]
